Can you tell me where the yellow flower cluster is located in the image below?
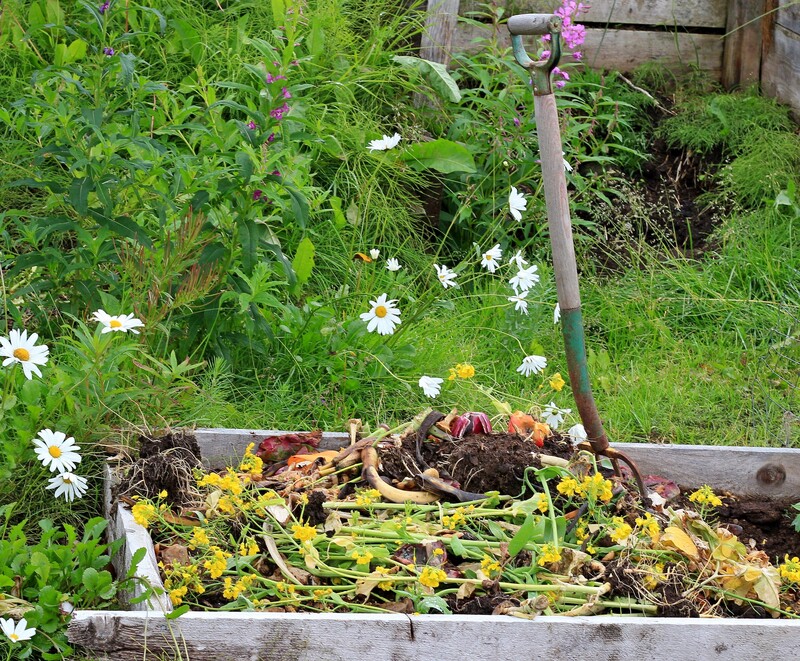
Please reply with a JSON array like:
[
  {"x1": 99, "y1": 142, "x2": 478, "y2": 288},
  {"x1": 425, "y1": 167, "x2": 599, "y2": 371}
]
[
  {"x1": 448, "y1": 363, "x2": 475, "y2": 380},
  {"x1": 314, "y1": 588, "x2": 334, "y2": 599},
  {"x1": 481, "y1": 554, "x2": 501, "y2": 576},
  {"x1": 635, "y1": 513, "x2": 661, "y2": 543},
  {"x1": 238, "y1": 442, "x2": 264, "y2": 477},
  {"x1": 556, "y1": 472, "x2": 614, "y2": 502},
  {"x1": 292, "y1": 523, "x2": 317, "y2": 543},
  {"x1": 688, "y1": 485, "x2": 723, "y2": 508},
  {"x1": 131, "y1": 500, "x2": 162, "y2": 528},
  {"x1": 223, "y1": 574, "x2": 257, "y2": 601},
  {"x1": 197, "y1": 469, "x2": 244, "y2": 495},
  {"x1": 441, "y1": 509, "x2": 466, "y2": 529},
  {"x1": 375, "y1": 566, "x2": 396, "y2": 590},
  {"x1": 239, "y1": 538, "x2": 260, "y2": 557},
  {"x1": 203, "y1": 546, "x2": 232, "y2": 579},
  {"x1": 537, "y1": 543, "x2": 562, "y2": 567},
  {"x1": 609, "y1": 516, "x2": 633, "y2": 544},
  {"x1": 161, "y1": 562, "x2": 205, "y2": 606},
  {"x1": 534, "y1": 492, "x2": 549, "y2": 514},
  {"x1": 418, "y1": 566, "x2": 447, "y2": 588},
  {"x1": 355, "y1": 488, "x2": 382, "y2": 507},
  {"x1": 780, "y1": 556, "x2": 800, "y2": 584},
  {"x1": 351, "y1": 549, "x2": 374, "y2": 566},
  {"x1": 275, "y1": 581, "x2": 297, "y2": 595},
  {"x1": 189, "y1": 526, "x2": 210, "y2": 549}
]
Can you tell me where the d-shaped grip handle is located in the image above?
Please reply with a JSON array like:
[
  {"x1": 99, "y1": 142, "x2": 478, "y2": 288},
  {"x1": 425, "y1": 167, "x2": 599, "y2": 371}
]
[{"x1": 507, "y1": 13, "x2": 561, "y2": 36}]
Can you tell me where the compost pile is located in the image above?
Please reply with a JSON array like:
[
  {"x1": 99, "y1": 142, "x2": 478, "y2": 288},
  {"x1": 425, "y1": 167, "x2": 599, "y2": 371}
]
[{"x1": 115, "y1": 411, "x2": 800, "y2": 619}]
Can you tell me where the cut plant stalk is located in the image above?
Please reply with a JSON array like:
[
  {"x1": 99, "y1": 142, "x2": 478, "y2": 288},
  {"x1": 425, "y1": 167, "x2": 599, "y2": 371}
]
[{"x1": 507, "y1": 14, "x2": 647, "y2": 501}]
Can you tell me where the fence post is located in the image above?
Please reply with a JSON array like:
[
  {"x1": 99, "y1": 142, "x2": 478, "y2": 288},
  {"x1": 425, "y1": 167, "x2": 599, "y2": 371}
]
[
  {"x1": 414, "y1": 0, "x2": 461, "y2": 107},
  {"x1": 722, "y1": 0, "x2": 767, "y2": 89}
]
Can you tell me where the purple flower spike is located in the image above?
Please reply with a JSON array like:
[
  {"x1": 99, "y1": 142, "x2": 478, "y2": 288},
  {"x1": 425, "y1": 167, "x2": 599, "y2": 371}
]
[
  {"x1": 513, "y1": 117, "x2": 521, "y2": 127},
  {"x1": 103, "y1": 47, "x2": 115, "y2": 56},
  {"x1": 99, "y1": 1, "x2": 110, "y2": 14},
  {"x1": 247, "y1": 120, "x2": 257, "y2": 130},
  {"x1": 253, "y1": 189, "x2": 263, "y2": 201},
  {"x1": 266, "y1": 132, "x2": 276, "y2": 143}
]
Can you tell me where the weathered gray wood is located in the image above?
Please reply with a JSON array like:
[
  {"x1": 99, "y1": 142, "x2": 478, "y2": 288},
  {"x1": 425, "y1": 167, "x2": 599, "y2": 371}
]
[
  {"x1": 452, "y1": 25, "x2": 725, "y2": 75},
  {"x1": 614, "y1": 442, "x2": 800, "y2": 499},
  {"x1": 462, "y1": 0, "x2": 729, "y2": 28},
  {"x1": 420, "y1": 0, "x2": 461, "y2": 65},
  {"x1": 68, "y1": 610, "x2": 800, "y2": 660},
  {"x1": 777, "y1": 0, "x2": 800, "y2": 34},
  {"x1": 193, "y1": 428, "x2": 350, "y2": 468},
  {"x1": 763, "y1": 8, "x2": 800, "y2": 120},
  {"x1": 722, "y1": 0, "x2": 766, "y2": 89}
]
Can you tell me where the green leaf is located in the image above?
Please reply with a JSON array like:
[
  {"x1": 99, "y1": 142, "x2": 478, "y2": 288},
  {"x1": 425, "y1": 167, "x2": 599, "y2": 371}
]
[
  {"x1": 400, "y1": 139, "x2": 476, "y2": 174},
  {"x1": 236, "y1": 151, "x2": 253, "y2": 183},
  {"x1": 166, "y1": 604, "x2": 190, "y2": 619},
  {"x1": 508, "y1": 514, "x2": 536, "y2": 557},
  {"x1": 66, "y1": 39, "x2": 88, "y2": 64},
  {"x1": 330, "y1": 196, "x2": 346, "y2": 228},
  {"x1": 448, "y1": 534, "x2": 466, "y2": 557},
  {"x1": 271, "y1": 0, "x2": 286, "y2": 25},
  {"x1": 290, "y1": 237, "x2": 315, "y2": 297},
  {"x1": 392, "y1": 55, "x2": 461, "y2": 103},
  {"x1": 69, "y1": 176, "x2": 93, "y2": 216}
]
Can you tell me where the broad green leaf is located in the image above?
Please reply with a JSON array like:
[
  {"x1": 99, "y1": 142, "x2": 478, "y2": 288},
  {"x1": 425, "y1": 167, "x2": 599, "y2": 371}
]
[
  {"x1": 271, "y1": 0, "x2": 286, "y2": 25},
  {"x1": 69, "y1": 176, "x2": 93, "y2": 216},
  {"x1": 66, "y1": 39, "x2": 87, "y2": 63},
  {"x1": 166, "y1": 604, "x2": 190, "y2": 619},
  {"x1": 392, "y1": 55, "x2": 461, "y2": 103},
  {"x1": 290, "y1": 236, "x2": 315, "y2": 296},
  {"x1": 400, "y1": 139, "x2": 476, "y2": 174},
  {"x1": 508, "y1": 514, "x2": 536, "y2": 556}
]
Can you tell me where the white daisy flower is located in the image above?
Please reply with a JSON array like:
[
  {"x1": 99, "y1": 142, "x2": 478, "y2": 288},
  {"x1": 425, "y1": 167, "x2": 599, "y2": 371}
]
[
  {"x1": 386, "y1": 258, "x2": 401, "y2": 272},
  {"x1": 563, "y1": 152, "x2": 573, "y2": 173},
  {"x1": 91, "y1": 310, "x2": 144, "y2": 334},
  {"x1": 0, "y1": 617, "x2": 36, "y2": 643},
  {"x1": 508, "y1": 186, "x2": 527, "y2": 222},
  {"x1": 543, "y1": 401, "x2": 571, "y2": 430},
  {"x1": 509, "y1": 265, "x2": 540, "y2": 292},
  {"x1": 418, "y1": 375, "x2": 443, "y2": 398},
  {"x1": 369, "y1": 248, "x2": 380, "y2": 261},
  {"x1": 509, "y1": 250, "x2": 528, "y2": 269},
  {"x1": 0, "y1": 328, "x2": 49, "y2": 380},
  {"x1": 32, "y1": 429, "x2": 81, "y2": 473},
  {"x1": 434, "y1": 264, "x2": 457, "y2": 289},
  {"x1": 568, "y1": 423, "x2": 587, "y2": 442},
  {"x1": 368, "y1": 132, "x2": 402, "y2": 151},
  {"x1": 46, "y1": 472, "x2": 89, "y2": 502},
  {"x1": 553, "y1": 302, "x2": 561, "y2": 324},
  {"x1": 359, "y1": 293, "x2": 401, "y2": 336},
  {"x1": 508, "y1": 291, "x2": 529, "y2": 314},
  {"x1": 516, "y1": 354, "x2": 547, "y2": 377},
  {"x1": 480, "y1": 244, "x2": 502, "y2": 273}
]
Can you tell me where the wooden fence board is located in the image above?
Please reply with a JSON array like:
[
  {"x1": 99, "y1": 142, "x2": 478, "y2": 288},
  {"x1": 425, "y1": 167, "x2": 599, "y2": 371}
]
[
  {"x1": 460, "y1": 0, "x2": 728, "y2": 29},
  {"x1": 452, "y1": 24, "x2": 725, "y2": 75},
  {"x1": 777, "y1": 0, "x2": 800, "y2": 33},
  {"x1": 762, "y1": 21, "x2": 800, "y2": 119}
]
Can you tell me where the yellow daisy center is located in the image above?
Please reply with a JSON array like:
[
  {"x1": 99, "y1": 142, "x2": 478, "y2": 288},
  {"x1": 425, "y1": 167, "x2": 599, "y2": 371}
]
[
  {"x1": 485, "y1": 254, "x2": 493, "y2": 260},
  {"x1": 10, "y1": 633, "x2": 18, "y2": 641},
  {"x1": 375, "y1": 305, "x2": 388, "y2": 318},
  {"x1": 63, "y1": 476, "x2": 73, "y2": 484},
  {"x1": 110, "y1": 319, "x2": 123, "y2": 328},
  {"x1": 13, "y1": 348, "x2": 30, "y2": 361},
  {"x1": 49, "y1": 446, "x2": 63, "y2": 458}
]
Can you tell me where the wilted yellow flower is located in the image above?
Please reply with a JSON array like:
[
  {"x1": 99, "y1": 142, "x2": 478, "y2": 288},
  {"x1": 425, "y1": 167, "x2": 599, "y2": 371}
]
[
  {"x1": 448, "y1": 363, "x2": 475, "y2": 380},
  {"x1": 635, "y1": 513, "x2": 661, "y2": 543},
  {"x1": 549, "y1": 373, "x2": 566, "y2": 391},
  {"x1": 418, "y1": 566, "x2": 447, "y2": 588}
]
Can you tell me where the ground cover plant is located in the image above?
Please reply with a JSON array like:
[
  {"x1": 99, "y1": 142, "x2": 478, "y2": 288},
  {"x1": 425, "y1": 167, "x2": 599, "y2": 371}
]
[{"x1": 0, "y1": 0, "x2": 799, "y2": 654}]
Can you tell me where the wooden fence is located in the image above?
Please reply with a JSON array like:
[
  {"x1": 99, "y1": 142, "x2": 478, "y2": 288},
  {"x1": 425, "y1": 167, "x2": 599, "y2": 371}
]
[{"x1": 420, "y1": 0, "x2": 800, "y2": 117}]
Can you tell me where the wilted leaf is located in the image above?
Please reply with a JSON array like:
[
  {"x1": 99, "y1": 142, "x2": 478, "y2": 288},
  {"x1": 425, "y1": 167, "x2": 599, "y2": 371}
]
[
  {"x1": 660, "y1": 526, "x2": 700, "y2": 560},
  {"x1": 753, "y1": 566, "x2": 781, "y2": 613}
]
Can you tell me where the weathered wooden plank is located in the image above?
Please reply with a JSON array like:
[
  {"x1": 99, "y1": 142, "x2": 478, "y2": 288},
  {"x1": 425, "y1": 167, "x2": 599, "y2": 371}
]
[
  {"x1": 68, "y1": 610, "x2": 800, "y2": 660},
  {"x1": 762, "y1": 22, "x2": 800, "y2": 120},
  {"x1": 777, "y1": 0, "x2": 800, "y2": 34},
  {"x1": 722, "y1": 0, "x2": 766, "y2": 88},
  {"x1": 420, "y1": 0, "x2": 461, "y2": 64},
  {"x1": 193, "y1": 428, "x2": 350, "y2": 468},
  {"x1": 452, "y1": 24, "x2": 725, "y2": 75},
  {"x1": 460, "y1": 0, "x2": 728, "y2": 29}
]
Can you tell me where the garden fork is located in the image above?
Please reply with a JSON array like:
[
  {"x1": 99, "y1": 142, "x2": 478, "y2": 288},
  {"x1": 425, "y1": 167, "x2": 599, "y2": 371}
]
[{"x1": 507, "y1": 14, "x2": 648, "y2": 501}]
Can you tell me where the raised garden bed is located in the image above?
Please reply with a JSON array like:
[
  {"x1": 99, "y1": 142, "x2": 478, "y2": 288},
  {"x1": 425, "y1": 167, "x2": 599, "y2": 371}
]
[{"x1": 68, "y1": 428, "x2": 800, "y2": 660}]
